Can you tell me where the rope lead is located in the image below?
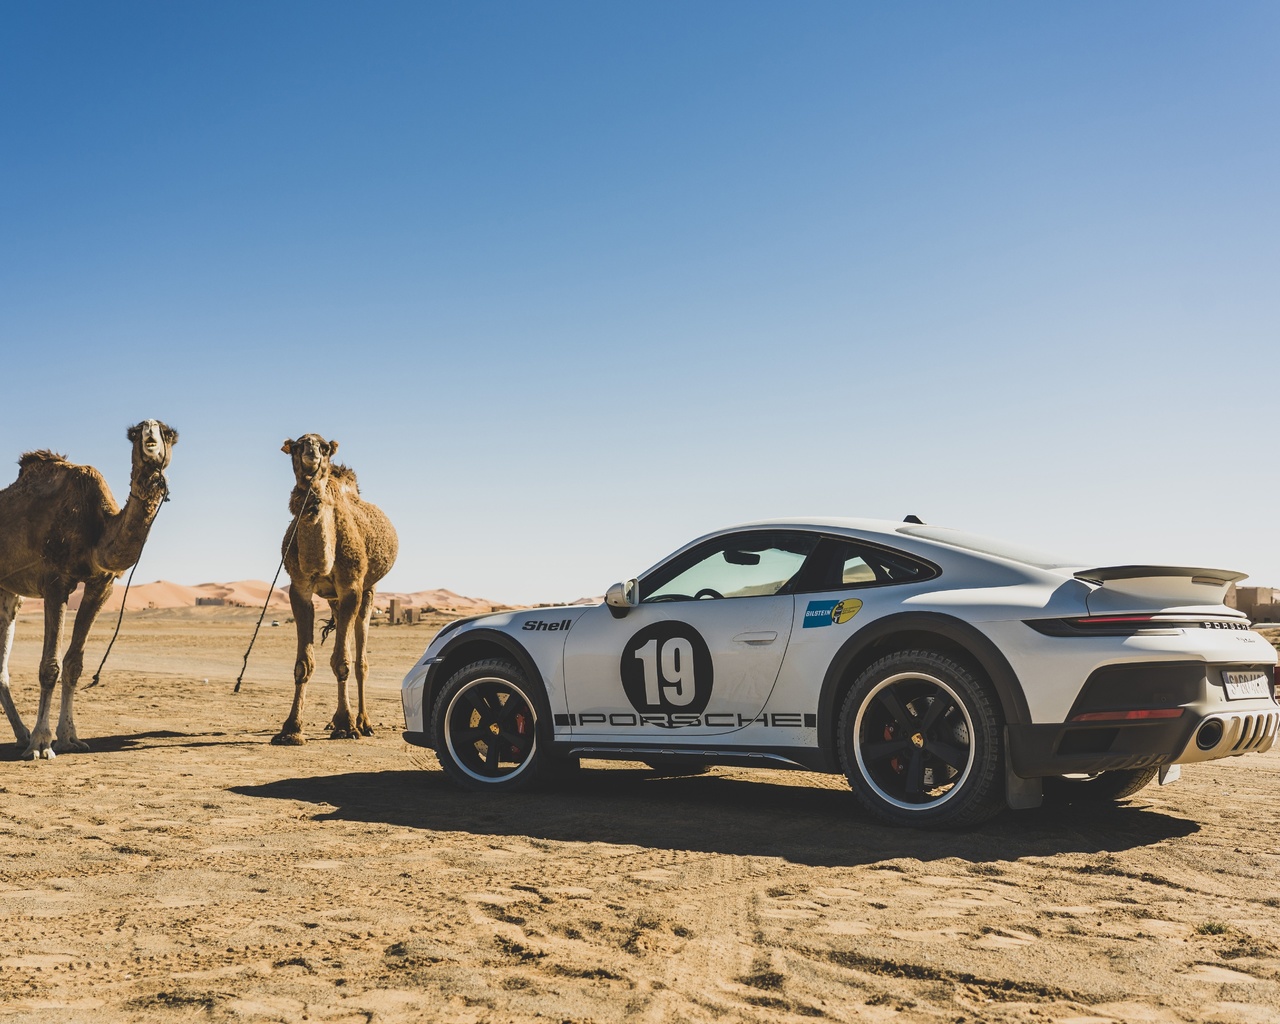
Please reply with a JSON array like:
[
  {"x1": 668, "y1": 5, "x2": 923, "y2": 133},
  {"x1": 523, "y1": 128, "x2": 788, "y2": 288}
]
[
  {"x1": 86, "y1": 482, "x2": 169, "y2": 689},
  {"x1": 235, "y1": 487, "x2": 312, "y2": 693}
]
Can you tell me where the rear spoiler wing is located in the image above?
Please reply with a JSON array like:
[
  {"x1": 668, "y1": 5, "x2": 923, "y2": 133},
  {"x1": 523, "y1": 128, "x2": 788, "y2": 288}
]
[{"x1": 1074, "y1": 566, "x2": 1248, "y2": 586}]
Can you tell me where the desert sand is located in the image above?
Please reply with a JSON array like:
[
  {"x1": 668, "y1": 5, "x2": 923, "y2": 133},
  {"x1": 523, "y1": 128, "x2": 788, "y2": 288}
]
[{"x1": 1, "y1": 608, "x2": 1278, "y2": 1023}]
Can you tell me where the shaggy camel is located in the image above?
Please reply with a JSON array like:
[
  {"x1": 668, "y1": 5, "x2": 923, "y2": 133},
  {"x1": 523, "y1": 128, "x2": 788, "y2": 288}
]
[
  {"x1": 0, "y1": 420, "x2": 177, "y2": 759},
  {"x1": 274, "y1": 434, "x2": 398, "y2": 743}
]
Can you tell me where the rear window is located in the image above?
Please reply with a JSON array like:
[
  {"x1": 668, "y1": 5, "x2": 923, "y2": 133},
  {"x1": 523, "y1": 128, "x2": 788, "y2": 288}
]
[{"x1": 897, "y1": 526, "x2": 1082, "y2": 570}]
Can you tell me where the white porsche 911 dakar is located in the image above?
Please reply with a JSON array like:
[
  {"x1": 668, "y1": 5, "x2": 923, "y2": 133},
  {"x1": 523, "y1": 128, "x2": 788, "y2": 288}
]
[{"x1": 401, "y1": 519, "x2": 1278, "y2": 828}]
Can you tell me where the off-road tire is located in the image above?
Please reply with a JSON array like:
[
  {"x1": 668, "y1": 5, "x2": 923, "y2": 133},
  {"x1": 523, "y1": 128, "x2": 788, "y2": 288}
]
[
  {"x1": 431, "y1": 658, "x2": 549, "y2": 792},
  {"x1": 838, "y1": 649, "x2": 1005, "y2": 829}
]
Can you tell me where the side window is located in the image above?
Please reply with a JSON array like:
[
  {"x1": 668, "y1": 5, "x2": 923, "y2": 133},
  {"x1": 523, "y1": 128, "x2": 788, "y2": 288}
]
[
  {"x1": 796, "y1": 539, "x2": 938, "y2": 593},
  {"x1": 842, "y1": 555, "x2": 878, "y2": 585},
  {"x1": 642, "y1": 532, "x2": 818, "y2": 602}
]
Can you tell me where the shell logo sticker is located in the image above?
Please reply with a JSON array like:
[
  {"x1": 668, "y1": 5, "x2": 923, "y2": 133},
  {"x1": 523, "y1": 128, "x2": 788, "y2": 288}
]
[{"x1": 833, "y1": 598, "x2": 863, "y2": 624}]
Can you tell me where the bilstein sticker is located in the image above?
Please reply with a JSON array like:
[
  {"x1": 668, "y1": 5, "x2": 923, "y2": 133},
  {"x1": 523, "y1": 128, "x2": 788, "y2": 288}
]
[
  {"x1": 833, "y1": 598, "x2": 862, "y2": 624},
  {"x1": 803, "y1": 598, "x2": 863, "y2": 628}
]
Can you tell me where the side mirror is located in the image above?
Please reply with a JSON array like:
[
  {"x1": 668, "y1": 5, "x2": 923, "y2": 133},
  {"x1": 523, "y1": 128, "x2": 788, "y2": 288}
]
[{"x1": 605, "y1": 579, "x2": 639, "y2": 618}]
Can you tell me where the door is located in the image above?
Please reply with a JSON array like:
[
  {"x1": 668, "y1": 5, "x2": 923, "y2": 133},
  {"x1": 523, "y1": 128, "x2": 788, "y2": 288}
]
[{"x1": 561, "y1": 530, "x2": 817, "y2": 742}]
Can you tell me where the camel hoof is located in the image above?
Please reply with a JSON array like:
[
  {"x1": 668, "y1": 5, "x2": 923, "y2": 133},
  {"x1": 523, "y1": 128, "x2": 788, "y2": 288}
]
[
  {"x1": 328, "y1": 728, "x2": 359, "y2": 740},
  {"x1": 22, "y1": 746, "x2": 55, "y2": 761},
  {"x1": 53, "y1": 739, "x2": 90, "y2": 754},
  {"x1": 271, "y1": 731, "x2": 307, "y2": 746}
]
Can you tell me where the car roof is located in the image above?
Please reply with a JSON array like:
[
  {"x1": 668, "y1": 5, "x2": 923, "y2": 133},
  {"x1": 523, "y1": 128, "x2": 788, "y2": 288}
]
[
  {"x1": 725, "y1": 516, "x2": 915, "y2": 535},
  {"x1": 657, "y1": 518, "x2": 1083, "y2": 577}
]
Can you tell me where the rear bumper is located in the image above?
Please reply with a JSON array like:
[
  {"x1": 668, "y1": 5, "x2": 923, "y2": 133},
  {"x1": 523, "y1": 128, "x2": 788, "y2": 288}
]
[
  {"x1": 1009, "y1": 660, "x2": 1277, "y2": 777},
  {"x1": 1172, "y1": 708, "x2": 1279, "y2": 763}
]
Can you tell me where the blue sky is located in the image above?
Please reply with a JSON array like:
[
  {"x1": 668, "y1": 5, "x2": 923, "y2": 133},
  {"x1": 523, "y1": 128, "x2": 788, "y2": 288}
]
[{"x1": 2, "y1": 2, "x2": 1277, "y2": 604}]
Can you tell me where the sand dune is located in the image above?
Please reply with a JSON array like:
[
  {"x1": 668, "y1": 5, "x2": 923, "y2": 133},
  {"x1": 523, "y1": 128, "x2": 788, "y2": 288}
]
[{"x1": 18, "y1": 580, "x2": 518, "y2": 616}]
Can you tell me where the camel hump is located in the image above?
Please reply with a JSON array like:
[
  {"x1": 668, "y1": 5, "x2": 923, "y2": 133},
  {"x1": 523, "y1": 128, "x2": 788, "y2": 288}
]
[
  {"x1": 17, "y1": 450, "x2": 70, "y2": 474},
  {"x1": 332, "y1": 463, "x2": 360, "y2": 495}
]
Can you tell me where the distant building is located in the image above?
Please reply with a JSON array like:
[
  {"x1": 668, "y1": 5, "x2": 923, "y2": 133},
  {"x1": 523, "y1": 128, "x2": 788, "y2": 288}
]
[
  {"x1": 383, "y1": 598, "x2": 420, "y2": 624},
  {"x1": 1236, "y1": 586, "x2": 1280, "y2": 624},
  {"x1": 195, "y1": 597, "x2": 226, "y2": 606}
]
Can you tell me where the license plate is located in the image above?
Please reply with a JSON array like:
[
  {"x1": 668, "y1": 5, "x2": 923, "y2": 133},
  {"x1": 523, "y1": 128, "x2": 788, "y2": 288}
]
[{"x1": 1222, "y1": 672, "x2": 1271, "y2": 700}]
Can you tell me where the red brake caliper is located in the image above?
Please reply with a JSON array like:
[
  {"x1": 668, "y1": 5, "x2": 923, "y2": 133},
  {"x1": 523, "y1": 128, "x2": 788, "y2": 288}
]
[
  {"x1": 886, "y1": 723, "x2": 904, "y2": 774},
  {"x1": 512, "y1": 712, "x2": 528, "y2": 757}
]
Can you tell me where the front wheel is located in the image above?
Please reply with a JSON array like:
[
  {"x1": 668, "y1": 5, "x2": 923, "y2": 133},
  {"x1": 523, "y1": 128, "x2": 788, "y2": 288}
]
[
  {"x1": 431, "y1": 659, "x2": 547, "y2": 792},
  {"x1": 838, "y1": 650, "x2": 1005, "y2": 828}
]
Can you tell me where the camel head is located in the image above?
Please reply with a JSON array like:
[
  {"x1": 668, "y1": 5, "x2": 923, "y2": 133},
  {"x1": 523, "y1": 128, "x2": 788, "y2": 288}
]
[
  {"x1": 282, "y1": 434, "x2": 338, "y2": 489},
  {"x1": 125, "y1": 419, "x2": 178, "y2": 495}
]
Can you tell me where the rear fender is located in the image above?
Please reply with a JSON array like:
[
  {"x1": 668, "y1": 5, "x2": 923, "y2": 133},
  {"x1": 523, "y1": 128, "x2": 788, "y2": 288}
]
[{"x1": 816, "y1": 612, "x2": 1031, "y2": 771}]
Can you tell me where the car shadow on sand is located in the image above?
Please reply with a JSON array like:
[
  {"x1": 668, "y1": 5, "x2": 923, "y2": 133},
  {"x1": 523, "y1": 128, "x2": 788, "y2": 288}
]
[{"x1": 231, "y1": 766, "x2": 1199, "y2": 868}]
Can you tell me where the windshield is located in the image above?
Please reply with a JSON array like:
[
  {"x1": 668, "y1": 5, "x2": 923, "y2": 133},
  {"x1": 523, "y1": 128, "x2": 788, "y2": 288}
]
[{"x1": 896, "y1": 525, "x2": 1084, "y2": 570}]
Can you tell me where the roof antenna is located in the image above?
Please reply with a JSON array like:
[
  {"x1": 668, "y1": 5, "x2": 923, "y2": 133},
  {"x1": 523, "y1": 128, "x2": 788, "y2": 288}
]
[{"x1": 903, "y1": 514, "x2": 925, "y2": 524}]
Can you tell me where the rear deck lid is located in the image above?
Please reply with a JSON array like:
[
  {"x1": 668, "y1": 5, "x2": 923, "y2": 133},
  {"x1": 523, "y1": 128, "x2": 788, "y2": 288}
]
[{"x1": 1076, "y1": 565, "x2": 1248, "y2": 615}]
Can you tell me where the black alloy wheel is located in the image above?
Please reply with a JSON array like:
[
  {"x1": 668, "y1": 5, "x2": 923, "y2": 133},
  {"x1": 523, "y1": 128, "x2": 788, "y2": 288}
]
[
  {"x1": 432, "y1": 659, "x2": 545, "y2": 791},
  {"x1": 838, "y1": 649, "x2": 1005, "y2": 828}
]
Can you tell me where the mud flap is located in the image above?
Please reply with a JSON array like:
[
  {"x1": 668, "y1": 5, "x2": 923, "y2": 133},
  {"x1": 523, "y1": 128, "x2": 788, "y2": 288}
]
[
  {"x1": 1004, "y1": 729, "x2": 1043, "y2": 810},
  {"x1": 1158, "y1": 763, "x2": 1181, "y2": 786}
]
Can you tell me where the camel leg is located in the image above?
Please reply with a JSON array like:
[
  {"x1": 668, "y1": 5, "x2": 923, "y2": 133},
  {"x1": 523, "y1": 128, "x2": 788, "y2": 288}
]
[
  {"x1": 353, "y1": 588, "x2": 375, "y2": 736},
  {"x1": 327, "y1": 590, "x2": 360, "y2": 739},
  {"x1": 273, "y1": 584, "x2": 315, "y2": 745},
  {"x1": 0, "y1": 590, "x2": 29, "y2": 746},
  {"x1": 54, "y1": 576, "x2": 112, "y2": 754},
  {"x1": 26, "y1": 587, "x2": 69, "y2": 760},
  {"x1": 322, "y1": 598, "x2": 339, "y2": 730}
]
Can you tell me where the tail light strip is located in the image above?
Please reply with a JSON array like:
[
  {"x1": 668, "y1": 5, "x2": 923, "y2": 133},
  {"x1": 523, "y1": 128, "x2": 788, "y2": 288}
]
[
  {"x1": 1070, "y1": 708, "x2": 1185, "y2": 723},
  {"x1": 1025, "y1": 616, "x2": 1252, "y2": 637}
]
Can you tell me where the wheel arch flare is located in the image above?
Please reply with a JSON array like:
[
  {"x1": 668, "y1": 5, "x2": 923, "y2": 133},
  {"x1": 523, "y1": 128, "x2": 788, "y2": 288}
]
[{"x1": 817, "y1": 612, "x2": 1030, "y2": 771}]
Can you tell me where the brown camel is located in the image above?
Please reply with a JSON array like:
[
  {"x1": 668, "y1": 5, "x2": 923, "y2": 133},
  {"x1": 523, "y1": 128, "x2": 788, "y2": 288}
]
[
  {"x1": 274, "y1": 434, "x2": 398, "y2": 744},
  {"x1": 0, "y1": 420, "x2": 178, "y2": 760}
]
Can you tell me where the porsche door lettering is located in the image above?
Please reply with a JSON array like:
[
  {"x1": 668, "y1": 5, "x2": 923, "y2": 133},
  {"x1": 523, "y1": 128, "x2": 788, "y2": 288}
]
[{"x1": 559, "y1": 596, "x2": 797, "y2": 738}]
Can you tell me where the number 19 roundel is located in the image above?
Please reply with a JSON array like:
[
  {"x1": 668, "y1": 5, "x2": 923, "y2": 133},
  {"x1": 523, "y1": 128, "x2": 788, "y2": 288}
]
[{"x1": 620, "y1": 621, "x2": 714, "y2": 716}]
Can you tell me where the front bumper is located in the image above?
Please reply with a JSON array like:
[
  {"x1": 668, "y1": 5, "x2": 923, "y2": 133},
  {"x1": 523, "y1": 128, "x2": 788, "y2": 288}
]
[
  {"x1": 1009, "y1": 660, "x2": 1276, "y2": 777},
  {"x1": 401, "y1": 656, "x2": 444, "y2": 736}
]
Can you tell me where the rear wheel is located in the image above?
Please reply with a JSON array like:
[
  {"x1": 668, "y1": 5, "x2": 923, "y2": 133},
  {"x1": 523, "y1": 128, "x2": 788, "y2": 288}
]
[
  {"x1": 838, "y1": 650, "x2": 1005, "y2": 828},
  {"x1": 432, "y1": 659, "x2": 547, "y2": 792},
  {"x1": 1043, "y1": 767, "x2": 1159, "y2": 804}
]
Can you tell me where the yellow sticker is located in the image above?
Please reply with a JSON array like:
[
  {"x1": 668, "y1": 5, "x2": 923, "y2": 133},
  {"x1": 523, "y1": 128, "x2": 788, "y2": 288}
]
[{"x1": 832, "y1": 598, "x2": 863, "y2": 624}]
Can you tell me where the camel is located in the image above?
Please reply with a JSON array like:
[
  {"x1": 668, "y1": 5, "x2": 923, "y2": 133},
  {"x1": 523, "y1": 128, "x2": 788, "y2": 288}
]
[
  {"x1": 274, "y1": 434, "x2": 398, "y2": 744},
  {"x1": 0, "y1": 420, "x2": 178, "y2": 760}
]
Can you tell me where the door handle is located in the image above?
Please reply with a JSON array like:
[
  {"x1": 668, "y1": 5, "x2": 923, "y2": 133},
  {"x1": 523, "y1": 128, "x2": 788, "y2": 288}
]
[{"x1": 732, "y1": 631, "x2": 778, "y2": 645}]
